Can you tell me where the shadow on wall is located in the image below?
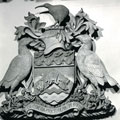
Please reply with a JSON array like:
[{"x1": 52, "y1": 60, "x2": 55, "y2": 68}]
[
  {"x1": 25, "y1": 0, "x2": 53, "y2": 2},
  {"x1": 105, "y1": 109, "x2": 120, "y2": 120},
  {"x1": 0, "y1": 0, "x2": 53, "y2": 3},
  {"x1": 0, "y1": 0, "x2": 12, "y2": 3}
]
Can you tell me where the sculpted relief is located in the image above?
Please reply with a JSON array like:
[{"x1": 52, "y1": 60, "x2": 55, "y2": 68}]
[{"x1": 0, "y1": 3, "x2": 119, "y2": 120}]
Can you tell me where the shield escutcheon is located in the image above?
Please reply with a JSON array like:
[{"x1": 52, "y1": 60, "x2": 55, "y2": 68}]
[{"x1": 33, "y1": 49, "x2": 75, "y2": 105}]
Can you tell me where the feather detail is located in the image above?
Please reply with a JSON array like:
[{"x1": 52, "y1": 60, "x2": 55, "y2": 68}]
[
  {"x1": 76, "y1": 38, "x2": 120, "y2": 93},
  {"x1": 105, "y1": 75, "x2": 118, "y2": 86},
  {"x1": 95, "y1": 76, "x2": 105, "y2": 86}
]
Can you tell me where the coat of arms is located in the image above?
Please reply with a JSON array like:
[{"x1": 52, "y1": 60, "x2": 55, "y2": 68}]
[{"x1": 0, "y1": 3, "x2": 120, "y2": 120}]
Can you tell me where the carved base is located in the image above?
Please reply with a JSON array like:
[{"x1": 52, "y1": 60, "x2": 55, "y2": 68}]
[{"x1": 0, "y1": 86, "x2": 116, "y2": 120}]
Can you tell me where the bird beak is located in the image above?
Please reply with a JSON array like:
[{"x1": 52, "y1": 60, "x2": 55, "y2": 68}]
[
  {"x1": 35, "y1": 5, "x2": 49, "y2": 14},
  {"x1": 35, "y1": 5, "x2": 45, "y2": 9},
  {"x1": 39, "y1": 11, "x2": 49, "y2": 14}
]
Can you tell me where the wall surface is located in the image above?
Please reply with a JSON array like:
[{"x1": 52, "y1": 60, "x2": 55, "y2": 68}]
[{"x1": 0, "y1": 0, "x2": 120, "y2": 119}]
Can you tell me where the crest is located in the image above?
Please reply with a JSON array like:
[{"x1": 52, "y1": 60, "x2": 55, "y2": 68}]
[{"x1": 0, "y1": 4, "x2": 119, "y2": 120}]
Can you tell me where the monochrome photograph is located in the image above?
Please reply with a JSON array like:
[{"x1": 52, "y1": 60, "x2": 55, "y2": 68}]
[{"x1": 0, "y1": 0, "x2": 120, "y2": 120}]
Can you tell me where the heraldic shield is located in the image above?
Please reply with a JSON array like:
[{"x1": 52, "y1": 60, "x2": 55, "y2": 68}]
[
  {"x1": 33, "y1": 48, "x2": 75, "y2": 105},
  {"x1": 0, "y1": 4, "x2": 120, "y2": 120}
]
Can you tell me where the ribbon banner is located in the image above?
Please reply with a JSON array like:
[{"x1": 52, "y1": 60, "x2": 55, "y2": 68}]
[{"x1": 25, "y1": 102, "x2": 84, "y2": 115}]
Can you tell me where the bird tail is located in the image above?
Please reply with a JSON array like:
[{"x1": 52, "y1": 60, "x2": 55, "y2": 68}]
[
  {"x1": 94, "y1": 76, "x2": 105, "y2": 86},
  {"x1": 105, "y1": 75, "x2": 120, "y2": 93},
  {"x1": 0, "y1": 80, "x2": 5, "y2": 98},
  {"x1": 0, "y1": 80, "x2": 5, "y2": 93},
  {"x1": 0, "y1": 80, "x2": 2, "y2": 91}
]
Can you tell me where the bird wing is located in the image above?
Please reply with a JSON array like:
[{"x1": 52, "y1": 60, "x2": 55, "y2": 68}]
[
  {"x1": 2, "y1": 55, "x2": 25, "y2": 83},
  {"x1": 84, "y1": 53, "x2": 105, "y2": 78},
  {"x1": 83, "y1": 53, "x2": 107, "y2": 86},
  {"x1": 49, "y1": 5, "x2": 69, "y2": 24}
]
